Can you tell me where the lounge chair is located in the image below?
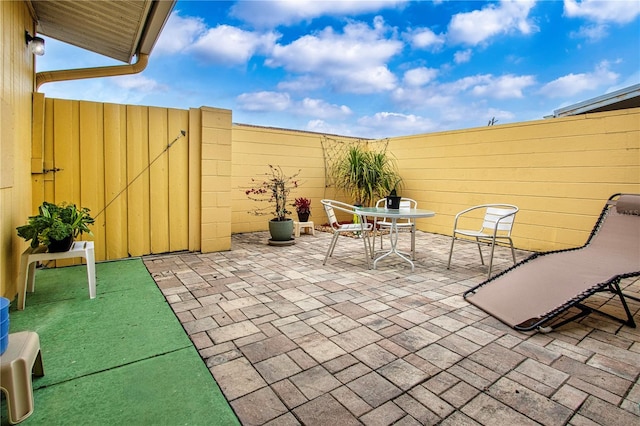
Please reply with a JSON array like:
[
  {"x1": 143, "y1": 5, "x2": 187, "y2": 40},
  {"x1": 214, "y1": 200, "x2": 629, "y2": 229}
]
[{"x1": 463, "y1": 193, "x2": 640, "y2": 332}]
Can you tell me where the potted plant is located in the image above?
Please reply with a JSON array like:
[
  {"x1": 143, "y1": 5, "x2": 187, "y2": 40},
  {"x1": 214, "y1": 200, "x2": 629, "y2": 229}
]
[
  {"x1": 293, "y1": 197, "x2": 311, "y2": 222},
  {"x1": 245, "y1": 165, "x2": 301, "y2": 242},
  {"x1": 16, "y1": 201, "x2": 95, "y2": 252},
  {"x1": 331, "y1": 145, "x2": 401, "y2": 207},
  {"x1": 386, "y1": 179, "x2": 403, "y2": 209}
]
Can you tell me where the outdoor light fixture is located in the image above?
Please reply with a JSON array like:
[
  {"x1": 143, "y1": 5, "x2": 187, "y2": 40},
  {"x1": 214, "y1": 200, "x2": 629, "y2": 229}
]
[{"x1": 25, "y1": 31, "x2": 45, "y2": 56}]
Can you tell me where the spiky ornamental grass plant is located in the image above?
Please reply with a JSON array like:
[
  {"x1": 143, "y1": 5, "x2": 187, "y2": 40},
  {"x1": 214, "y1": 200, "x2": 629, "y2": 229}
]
[{"x1": 331, "y1": 146, "x2": 401, "y2": 207}]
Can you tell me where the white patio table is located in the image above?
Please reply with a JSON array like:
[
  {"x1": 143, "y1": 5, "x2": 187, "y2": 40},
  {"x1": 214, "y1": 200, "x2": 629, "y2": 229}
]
[{"x1": 356, "y1": 206, "x2": 435, "y2": 271}]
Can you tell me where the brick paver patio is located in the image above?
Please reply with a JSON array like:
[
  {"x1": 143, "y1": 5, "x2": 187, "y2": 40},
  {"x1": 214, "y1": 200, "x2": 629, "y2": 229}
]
[{"x1": 143, "y1": 229, "x2": 640, "y2": 425}]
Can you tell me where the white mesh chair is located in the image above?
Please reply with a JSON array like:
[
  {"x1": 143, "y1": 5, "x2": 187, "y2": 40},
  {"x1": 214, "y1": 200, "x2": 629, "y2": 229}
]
[
  {"x1": 447, "y1": 204, "x2": 519, "y2": 278},
  {"x1": 372, "y1": 197, "x2": 417, "y2": 259},
  {"x1": 321, "y1": 199, "x2": 373, "y2": 268}
]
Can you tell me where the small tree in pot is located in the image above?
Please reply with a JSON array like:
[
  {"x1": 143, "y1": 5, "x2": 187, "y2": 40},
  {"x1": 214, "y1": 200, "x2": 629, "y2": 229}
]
[{"x1": 245, "y1": 165, "x2": 301, "y2": 242}]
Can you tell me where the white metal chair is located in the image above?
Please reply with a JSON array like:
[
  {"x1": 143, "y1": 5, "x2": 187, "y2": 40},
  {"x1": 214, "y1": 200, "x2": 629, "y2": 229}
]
[
  {"x1": 447, "y1": 204, "x2": 519, "y2": 278},
  {"x1": 372, "y1": 197, "x2": 417, "y2": 259},
  {"x1": 321, "y1": 199, "x2": 373, "y2": 268}
]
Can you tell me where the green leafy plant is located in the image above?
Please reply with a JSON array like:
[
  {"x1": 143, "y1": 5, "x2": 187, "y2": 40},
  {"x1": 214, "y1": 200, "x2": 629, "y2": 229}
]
[
  {"x1": 245, "y1": 165, "x2": 301, "y2": 221},
  {"x1": 17, "y1": 201, "x2": 95, "y2": 248},
  {"x1": 331, "y1": 146, "x2": 401, "y2": 206}
]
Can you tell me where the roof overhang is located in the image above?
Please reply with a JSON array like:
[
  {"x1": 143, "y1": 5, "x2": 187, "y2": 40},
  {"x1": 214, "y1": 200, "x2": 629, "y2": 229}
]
[
  {"x1": 552, "y1": 84, "x2": 640, "y2": 118},
  {"x1": 29, "y1": 0, "x2": 176, "y2": 63}
]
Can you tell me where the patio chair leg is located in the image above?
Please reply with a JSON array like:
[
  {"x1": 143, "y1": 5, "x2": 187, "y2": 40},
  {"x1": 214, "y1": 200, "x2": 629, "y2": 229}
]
[
  {"x1": 362, "y1": 233, "x2": 371, "y2": 269},
  {"x1": 323, "y1": 233, "x2": 340, "y2": 265},
  {"x1": 447, "y1": 236, "x2": 456, "y2": 269},
  {"x1": 487, "y1": 241, "x2": 498, "y2": 279},
  {"x1": 476, "y1": 238, "x2": 485, "y2": 265},
  {"x1": 509, "y1": 238, "x2": 517, "y2": 264}
]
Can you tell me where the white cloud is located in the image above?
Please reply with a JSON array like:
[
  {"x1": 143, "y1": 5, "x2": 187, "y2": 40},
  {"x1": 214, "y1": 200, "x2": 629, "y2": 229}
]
[
  {"x1": 266, "y1": 18, "x2": 402, "y2": 94},
  {"x1": 298, "y1": 98, "x2": 352, "y2": 119},
  {"x1": 391, "y1": 85, "x2": 455, "y2": 109},
  {"x1": 444, "y1": 75, "x2": 492, "y2": 93},
  {"x1": 305, "y1": 119, "x2": 353, "y2": 136},
  {"x1": 471, "y1": 74, "x2": 536, "y2": 99},
  {"x1": 190, "y1": 25, "x2": 279, "y2": 65},
  {"x1": 277, "y1": 76, "x2": 326, "y2": 92},
  {"x1": 333, "y1": 66, "x2": 397, "y2": 94},
  {"x1": 539, "y1": 61, "x2": 619, "y2": 98},
  {"x1": 114, "y1": 75, "x2": 167, "y2": 93},
  {"x1": 155, "y1": 11, "x2": 279, "y2": 65},
  {"x1": 358, "y1": 112, "x2": 437, "y2": 137},
  {"x1": 447, "y1": 0, "x2": 537, "y2": 45},
  {"x1": 454, "y1": 49, "x2": 472, "y2": 64},
  {"x1": 564, "y1": 0, "x2": 640, "y2": 24},
  {"x1": 236, "y1": 93, "x2": 351, "y2": 120},
  {"x1": 230, "y1": 0, "x2": 408, "y2": 28},
  {"x1": 154, "y1": 11, "x2": 206, "y2": 56},
  {"x1": 403, "y1": 67, "x2": 438, "y2": 87},
  {"x1": 392, "y1": 72, "x2": 535, "y2": 112},
  {"x1": 236, "y1": 91, "x2": 291, "y2": 111},
  {"x1": 570, "y1": 24, "x2": 609, "y2": 41},
  {"x1": 405, "y1": 27, "x2": 445, "y2": 50}
]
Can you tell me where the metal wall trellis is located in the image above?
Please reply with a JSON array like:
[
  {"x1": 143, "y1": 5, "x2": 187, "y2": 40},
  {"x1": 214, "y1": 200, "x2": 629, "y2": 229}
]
[{"x1": 320, "y1": 135, "x2": 390, "y2": 196}]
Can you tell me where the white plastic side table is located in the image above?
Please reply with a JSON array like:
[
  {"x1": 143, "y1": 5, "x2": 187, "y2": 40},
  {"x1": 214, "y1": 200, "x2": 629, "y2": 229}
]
[
  {"x1": 294, "y1": 221, "x2": 315, "y2": 237},
  {"x1": 17, "y1": 241, "x2": 96, "y2": 310}
]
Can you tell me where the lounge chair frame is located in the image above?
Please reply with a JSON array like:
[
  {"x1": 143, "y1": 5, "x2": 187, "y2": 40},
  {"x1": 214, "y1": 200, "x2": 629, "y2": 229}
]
[{"x1": 463, "y1": 193, "x2": 640, "y2": 332}]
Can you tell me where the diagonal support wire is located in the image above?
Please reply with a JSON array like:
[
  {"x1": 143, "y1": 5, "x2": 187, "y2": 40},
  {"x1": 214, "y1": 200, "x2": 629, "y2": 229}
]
[{"x1": 93, "y1": 130, "x2": 186, "y2": 220}]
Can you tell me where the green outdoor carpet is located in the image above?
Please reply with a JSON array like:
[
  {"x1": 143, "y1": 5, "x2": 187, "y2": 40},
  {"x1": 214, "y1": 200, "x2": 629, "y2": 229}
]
[{"x1": 1, "y1": 258, "x2": 239, "y2": 426}]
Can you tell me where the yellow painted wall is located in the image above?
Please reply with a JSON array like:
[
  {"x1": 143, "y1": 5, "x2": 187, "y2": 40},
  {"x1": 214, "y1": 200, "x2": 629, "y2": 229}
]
[
  {"x1": 388, "y1": 108, "x2": 640, "y2": 251},
  {"x1": 0, "y1": 1, "x2": 36, "y2": 299},
  {"x1": 24, "y1": 99, "x2": 640, "y2": 282},
  {"x1": 231, "y1": 125, "x2": 338, "y2": 234},
  {"x1": 225, "y1": 110, "x2": 640, "y2": 252},
  {"x1": 200, "y1": 106, "x2": 233, "y2": 252}
]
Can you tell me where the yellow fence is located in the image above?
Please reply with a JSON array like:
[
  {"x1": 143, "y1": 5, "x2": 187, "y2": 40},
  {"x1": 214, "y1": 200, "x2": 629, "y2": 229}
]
[
  {"x1": 32, "y1": 97, "x2": 640, "y2": 264},
  {"x1": 32, "y1": 97, "x2": 192, "y2": 262}
]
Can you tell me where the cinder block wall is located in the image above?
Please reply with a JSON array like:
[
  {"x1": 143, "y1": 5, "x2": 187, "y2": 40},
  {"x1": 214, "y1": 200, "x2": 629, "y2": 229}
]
[
  {"x1": 228, "y1": 108, "x2": 640, "y2": 252},
  {"x1": 388, "y1": 108, "x2": 640, "y2": 251},
  {"x1": 231, "y1": 124, "x2": 342, "y2": 234}
]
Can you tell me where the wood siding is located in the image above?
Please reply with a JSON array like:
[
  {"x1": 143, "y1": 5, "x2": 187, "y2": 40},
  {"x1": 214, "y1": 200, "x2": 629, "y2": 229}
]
[
  {"x1": 33, "y1": 99, "x2": 191, "y2": 262},
  {"x1": 1, "y1": 1, "x2": 37, "y2": 300}
]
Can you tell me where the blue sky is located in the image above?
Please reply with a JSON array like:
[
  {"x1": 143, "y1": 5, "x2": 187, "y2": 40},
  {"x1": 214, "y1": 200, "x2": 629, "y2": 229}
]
[{"x1": 37, "y1": 0, "x2": 640, "y2": 139}]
